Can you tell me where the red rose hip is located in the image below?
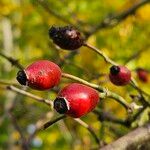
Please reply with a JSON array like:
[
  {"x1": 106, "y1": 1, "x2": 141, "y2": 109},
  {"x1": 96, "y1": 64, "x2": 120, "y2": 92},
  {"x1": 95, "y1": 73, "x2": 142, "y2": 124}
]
[
  {"x1": 109, "y1": 65, "x2": 131, "y2": 86},
  {"x1": 16, "y1": 60, "x2": 61, "y2": 90},
  {"x1": 53, "y1": 83, "x2": 100, "y2": 118}
]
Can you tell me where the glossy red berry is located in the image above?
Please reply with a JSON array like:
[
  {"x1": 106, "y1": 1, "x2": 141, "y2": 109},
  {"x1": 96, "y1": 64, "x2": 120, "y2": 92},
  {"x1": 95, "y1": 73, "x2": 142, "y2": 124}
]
[
  {"x1": 54, "y1": 83, "x2": 99, "y2": 118},
  {"x1": 49, "y1": 26, "x2": 84, "y2": 50},
  {"x1": 109, "y1": 65, "x2": 131, "y2": 86},
  {"x1": 16, "y1": 60, "x2": 61, "y2": 90},
  {"x1": 136, "y1": 68, "x2": 148, "y2": 83}
]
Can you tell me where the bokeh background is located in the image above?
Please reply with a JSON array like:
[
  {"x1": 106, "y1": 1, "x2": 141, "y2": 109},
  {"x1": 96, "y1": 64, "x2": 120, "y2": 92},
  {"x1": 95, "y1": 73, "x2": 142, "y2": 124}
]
[{"x1": 0, "y1": 0, "x2": 150, "y2": 149}]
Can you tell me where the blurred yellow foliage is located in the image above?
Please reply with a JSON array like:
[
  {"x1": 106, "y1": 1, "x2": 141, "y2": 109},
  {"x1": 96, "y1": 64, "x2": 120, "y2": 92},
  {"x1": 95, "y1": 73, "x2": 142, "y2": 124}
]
[{"x1": 136, "y1": 4, "x2": 150, "y2": 21}]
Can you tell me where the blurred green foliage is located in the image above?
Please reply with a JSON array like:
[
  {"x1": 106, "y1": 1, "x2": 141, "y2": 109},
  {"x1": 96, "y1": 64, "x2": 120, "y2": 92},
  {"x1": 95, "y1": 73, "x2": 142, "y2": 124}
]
[{"x1": 0, "y1": 0, "x2": 150, "y2": 149}]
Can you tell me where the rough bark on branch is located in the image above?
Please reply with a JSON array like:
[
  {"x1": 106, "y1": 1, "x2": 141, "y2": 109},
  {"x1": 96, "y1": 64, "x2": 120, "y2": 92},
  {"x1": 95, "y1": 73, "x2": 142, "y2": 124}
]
[{"x1": 100, "y1": 123, "x2": 150, "y2": 150}]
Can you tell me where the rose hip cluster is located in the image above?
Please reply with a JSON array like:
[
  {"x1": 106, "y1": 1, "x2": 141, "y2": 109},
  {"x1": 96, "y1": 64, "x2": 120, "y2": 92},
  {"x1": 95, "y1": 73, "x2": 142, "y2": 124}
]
[
  {"x1": 16, "y1": 60, "x2": 99, "y2": 118},
  {"x1": 16, "y1": 25, "x2": 136, "y2": 118},
  {"x1": 48, "y1": 26, "x2": 132, "y2": 85}
]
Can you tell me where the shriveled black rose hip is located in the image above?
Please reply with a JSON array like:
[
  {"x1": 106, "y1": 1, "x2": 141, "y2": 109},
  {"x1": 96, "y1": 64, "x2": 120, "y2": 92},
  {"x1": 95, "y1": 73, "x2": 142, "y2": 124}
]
[{"x1": 49, "y1": 26, "x2": 84, "y2": 50}]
